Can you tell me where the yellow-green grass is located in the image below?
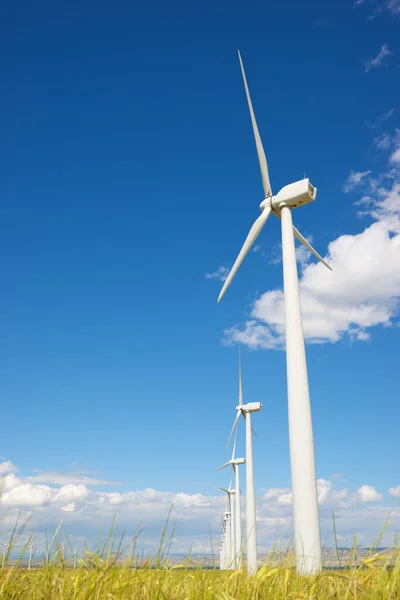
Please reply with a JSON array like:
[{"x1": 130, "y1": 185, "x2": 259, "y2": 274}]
[
  {"x1": 0, "y1": 554, "x2": 400, "y2": 599},
  {"x1": 0, "y1": 518, "x2": 399, "y2": 599}
]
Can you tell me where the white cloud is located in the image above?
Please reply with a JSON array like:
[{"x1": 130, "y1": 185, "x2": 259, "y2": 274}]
[
  {"x1": 343, "y1": 170, "x2": 371, "y2": 192},
  {"x1": 264, "y1": 488, "x2": 292, "y2": 505},
  {"x1": 204, "y1": 266, "x2": 229, "y2": 282},
  {"x1": 390, "y1": 147, "x2": 400, "y2": 164},
  {"x1": 223, "y1": 131, "x2": 400, "y2": 350},
  {"x1": 0, "y1": 462, "x2": 399, "y2": 554},
  {"x1": 0, "y1": 461, "x2": 18, "y2": 475},
  {"x1": 25, "y1": 472, "x2": 121, "y2": 486},
  {"x1": 374, "y1": 133, "x2": 392, "y2": 150},
  {"x1": 366, "y1": 109, "x2": 395, "y2": 130},
  {"x1": 356, "y1": 485, "x2": 383, "y2": 502},
  {"x1": 355, "y1": 0, "x2": 400, "y2": 17},
  {"x1": 374, "y1": 128, "x2": 400, "y2": 155},
  {"x1": 54, "y1": 484, "x2": 89, "y2": 504},
  {"x1": 60, "y1": 503, "x2": 76, "y2": 512},
  {"x1": 386, "y1": 0, "x2": 400, "y2": 15},
  {"x1": 364, "y1": 45, "x2": 392, "y2": 72},
  {"x1": 1, "y1": 483, "x2": 53, "y2": 508},
  {"x1": 379, "y1": 109, "x2": 395, "y2": 122}
]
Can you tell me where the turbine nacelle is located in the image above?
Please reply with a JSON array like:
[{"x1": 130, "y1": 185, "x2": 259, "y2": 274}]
[
  {"x1": 262, "y1": 178, "x2": 317, "y2": 212},
  {"x1": 237, "y1": 401, "x2": 262, "y2": 413},
  {"x1": 220, "y1": 487, "x2": 236, "y2": 495}
]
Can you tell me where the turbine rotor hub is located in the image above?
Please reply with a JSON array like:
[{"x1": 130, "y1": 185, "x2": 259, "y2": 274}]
[{"x1": 259, "y1": 197, "x2": 272, "y2": 211}]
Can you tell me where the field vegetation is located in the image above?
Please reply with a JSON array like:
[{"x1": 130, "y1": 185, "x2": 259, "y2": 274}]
[{"x1": 0, "y1": 518, "x2": 398, "y2": 599}]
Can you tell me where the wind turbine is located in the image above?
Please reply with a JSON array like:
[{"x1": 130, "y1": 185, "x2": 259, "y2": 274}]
[
  {"x1": 218, "y1": 52, "x2": 332, "y2": 575},
  {"x1": 219, "y1": 514, "x2": 228, "y2": 569},
  {"x1": 219, "y1": 482, "x2": 236, "y2": 569},
  {"x1": 218, "y1": 538, "x2": 223, "y2": 570},
  {"x1": 28, "y1": 544, "x2": 36, "y2": 570},
  {"x1": 217, "y1": 431, "x2": 245, "y2": 568},
  {"x1": 226, "y1": 349, "x2": 261, "y2": 575}
]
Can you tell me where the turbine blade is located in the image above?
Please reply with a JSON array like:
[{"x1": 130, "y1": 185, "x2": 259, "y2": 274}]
[
  {"x1": 292, "y1": 225, "x2": 332, "y2": 271},
  {"x1": 225, "y1": 411, "x2": 241, "y2": 452},
  {"x1": 218, "y1": 206, "x2": 272, "y2": 302},
  {"x1": 238, "y1": 50, "x2": 272, "y2": 198},
  {"x1": 231, "y1": 426, "x2": 238, "y2": 461},
  {"x1": 238, "y1": 346, "x2": 243, "y2": 407},
  {"x1": 219, "y1": 487, "x2": 229, "y2": 494},
  {"x1": 251, "y1": 426, "x2": 257, "y2": 437},
  {"x1": 217, "y1": 461, "x2": 231, "y2": 471}
]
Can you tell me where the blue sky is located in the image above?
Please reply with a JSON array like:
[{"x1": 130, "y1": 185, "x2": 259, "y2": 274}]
[{"x1": 0, "y1": 0, "x2": 399, "y2": 554}]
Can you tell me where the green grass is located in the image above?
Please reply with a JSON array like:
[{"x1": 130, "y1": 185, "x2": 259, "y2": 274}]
[
  {"x1": 0, "y1": 554, "x2": 400, "y2": 599},
  {"x1": 0, "y1": 518, "x2": 399, "y2": 599}
]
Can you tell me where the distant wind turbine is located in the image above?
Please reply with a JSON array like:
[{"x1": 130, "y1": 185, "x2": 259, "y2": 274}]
[
  {"x1": 217, "y1": 429, "x2": 245, "y2": 568},
  {"x1": 28, "y1": 544, "x2": 36, "y2": 570},
  {"x1": 219, "y1": 514, "x2": 228, "y2": 569},
  {"x1": 226, "y1": 349, "x2": 261, "y2": 575},
  {"x1": 218, "y1": 51, "x2": 332, "y2": 575},
  {"x1": 219, "y1": 482, "x2": 236, "y2": 570}
]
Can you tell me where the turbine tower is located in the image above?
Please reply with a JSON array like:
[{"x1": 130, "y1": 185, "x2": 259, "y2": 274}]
[
  {"x1": 220, "y1": 483, "x2": 236, "y2": 569},
  {"x1": 226, "y1": 349, "x2": 261, "y2": 575},
  {"x1": 217, "y1": 429, "x2": 245, "y2": 568},
  {"x1": 218, "y1": 52, "x2": 332, "y2": 575},
  {"x1": 219, "y1": 514, "x2": 228, "y2": 569}
]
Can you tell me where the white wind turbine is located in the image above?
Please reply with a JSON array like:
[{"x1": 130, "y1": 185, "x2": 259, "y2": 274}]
[
  {"x1": 218, "y1": 51, "x2": 332, "y2": 575},
  {"x1": 219, "y1": 514, "x2": 229, "y2": 569},
  {"x1": 28, "y1": 544, "x2": 36, "y2": 570},
  {"x1": 219, "y1": 482, "x2": 236, "y2": 570},
  {"x1": 225, "y1": 349, "x2": 261, "y2": 575},
  {"x1": 217, "y1": 430, "x2": 245, "y2": 569}
]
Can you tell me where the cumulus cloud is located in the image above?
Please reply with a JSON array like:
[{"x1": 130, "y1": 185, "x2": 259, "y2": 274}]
[
  {"x1": 258, "y1": 478, "x2": 397, "y2": 551},
  {"x1": 54, "y1": 484, "x2": 89, "y2": 504},
  {"x1": 60, "y1": 503, "x2": 76, "y2": 512},
  {"x1": 390, "y1": 147, "x2": 400, "y2": 164},
  {"x1": 223, "y1": 129, "x2": 400, "y2": 349},
  {"x1": 204, "y1": 266, "x2": 229, "y2": 282},
  {"x1": 0, "y1": 461, "x2": 18, "y2": 475},
  {"x1": 356, "y1": 485, "x2": 383, "y2": 502},
  {"x1": 1, "y1": 483, "x2": 53, "y2": 508},
  {"x1": 389, "y1": 486, "x2": 400, "y2": 497},
  {"x1": 0, "y1": 463, "x2": 398, "y2": 555},
  {"x1": 364, "y1": 45, "x2": 392, "y2": 72}
]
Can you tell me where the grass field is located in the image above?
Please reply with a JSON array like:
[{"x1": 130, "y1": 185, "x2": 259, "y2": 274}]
[
  {"x1": 0, "y1": 519, "x2": 399, "y2": 598},
  {"x1": 0, "y1": 554, "x2": 399, "y2": 599},
  {"x1": 0, "y1": 544, "x2": 399, "y2": 598}
]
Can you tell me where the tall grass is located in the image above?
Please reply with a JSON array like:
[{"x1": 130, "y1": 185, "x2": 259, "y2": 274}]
[{"x1": 0, "y1": 518, "x2": 398, "y2": 599}]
